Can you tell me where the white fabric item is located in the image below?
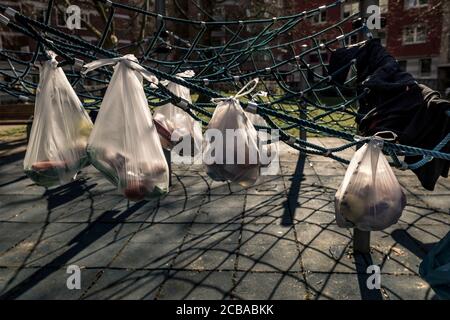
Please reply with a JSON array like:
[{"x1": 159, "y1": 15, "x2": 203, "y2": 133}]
[
  {"x1": 83, "y1": 54, "x2": 169, "y2": 201},
  {"x1": 24, "y1": 51, "x2": 93, "y2": 187},
  {"x1": 153, "y1": 70, "x2": 202, "y2": 156},
  {"x1": 335, "y1": 137, "x2": 407, "y2": 231}
]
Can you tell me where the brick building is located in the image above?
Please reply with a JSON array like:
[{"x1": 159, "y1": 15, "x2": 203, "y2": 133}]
[
  {"x1": 1, "y1": 0, "x2": 448, "y2": 91},
  {"x1": 384, "y1": 0, "x2": 443, "y2": 89},
  {"x1": 293, "y1": 0, "x2": 448, "y2": 90},
  {"x1": 0, "y1": 0, "x2": 146, "y2": 103},
  {"x1": 0, "y1": 0, "x2": 145, "y2": 51}
]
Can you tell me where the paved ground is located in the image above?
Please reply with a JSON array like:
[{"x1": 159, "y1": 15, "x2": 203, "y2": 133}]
[{"x1": 0, "y1": 133, "x2": 449, "y2": 300}]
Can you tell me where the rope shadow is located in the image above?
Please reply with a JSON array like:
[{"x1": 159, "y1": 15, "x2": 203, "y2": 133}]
[
  {"x1": 282, "y1": 150, "x2": 306, "y2": 226},
  {"x1": 0, "y1": 200, "x2": 148, "y2": 299}
]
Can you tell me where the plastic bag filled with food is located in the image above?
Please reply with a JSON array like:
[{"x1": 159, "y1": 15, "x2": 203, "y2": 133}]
[
  {"x1": 203, "y1": 79, "x2": 268, "y2": 187},
  {"x1": 24, "y1": 51, "x2": 93, "y2": 187},
  {"x1": 82, "y1": 54, "x2": 169, "y2": 201},
  {"x1": 335, "y1": 137, "x2": 406, "y2": 231},
  {"x1": 153, "y1": 70, "x2": 202, "y2": 156}
]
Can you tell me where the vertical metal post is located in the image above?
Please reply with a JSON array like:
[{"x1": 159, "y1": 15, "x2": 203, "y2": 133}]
[
  {"x1": 299, "y1": 45, "x2": 307, "y2": 148},
  {"x1": 352, "y1": 0, "x2": 380, "y2": 254},
  {"x1": 163, "y1": 148, "x2": 172, "y2": 186},
  {"x1": 354, "y1": 228, "x2": 371, "y2": 254},
  {"x1": 155, "y1": 0, "x2": 172, "y2": 186},
  {"x1": 26, "y1": 116, "x2": 33, "y2": 143},
  {"x1": 155, "y1": 0, "x2": 166, "y2": 19},
  {"x1": 155, "y1": 0, "x2": 166, "y2": 32}
]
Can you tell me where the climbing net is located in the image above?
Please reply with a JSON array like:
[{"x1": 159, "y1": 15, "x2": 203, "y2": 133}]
[{"x1": 0, "y1": 0, "x2": 448, "y2": 169}]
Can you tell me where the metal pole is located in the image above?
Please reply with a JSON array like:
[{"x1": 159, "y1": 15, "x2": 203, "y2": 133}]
[
  {"x1": 155, "y1": 0, "x2": 172, "y2": 186},
  {"x1": 155, "y1": 0, "x2": 166, "y2": 17},
  {"x1": 352, "y1": 0, "x2": 380, "y2": 254},
  {"x1": 354, "y1": 228, "x2": 371, "y2": 253},
  {"x1": 163, "y1": 148, "x2": 172, "y2": 186},
  {"x1": 155, "y1": 0, "x2": 166, "y2": 30}
]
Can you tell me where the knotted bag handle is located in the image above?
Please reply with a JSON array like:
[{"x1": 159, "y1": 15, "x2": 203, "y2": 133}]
[
  {"x1": 81, "y1": 54, "x2": 158, "y2": 88},
  {"x1": 211, "y1": 78, "x2": 260, "y2": 104}
]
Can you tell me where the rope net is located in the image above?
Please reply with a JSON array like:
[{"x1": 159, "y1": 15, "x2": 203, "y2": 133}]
[{"x1": 0, "y1": 0, "x2": 448, "y2": 168}]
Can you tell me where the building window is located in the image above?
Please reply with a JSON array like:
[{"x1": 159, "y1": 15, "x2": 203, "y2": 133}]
[
  {"x1": 380, "y1": 0, "x2": 389, "y2": 13},
  {"x1": 405, "y1": 0, "x2": 428, "y2": 9},
  {"x1": 403, "y1": 25, "x2": 427, "y2": 44},
  {"x1": 311, "y1": 10, "x2": 327, "y2": 24},
  {"x1": 343, "y1": 2, "x2": 359, "y2": 19},
  {"x1": 55, "y1": 10, "x2": 89, "y2": 29},
  {"x1": 420, "y1": 58, "x2": 432, "y2": 76},
  {"x1": 398, "y1": 60, "x2": 407, "y2": 71}
]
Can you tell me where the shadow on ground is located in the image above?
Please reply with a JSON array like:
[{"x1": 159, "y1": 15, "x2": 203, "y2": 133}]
[{"x1": 0, "y1": 136, "x2": 447, "y2": 300}]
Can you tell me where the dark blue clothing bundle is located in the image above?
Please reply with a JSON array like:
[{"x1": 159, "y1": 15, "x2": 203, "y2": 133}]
[{"x1": 329, "y1": 39, "x2": 450, "y2": 190}]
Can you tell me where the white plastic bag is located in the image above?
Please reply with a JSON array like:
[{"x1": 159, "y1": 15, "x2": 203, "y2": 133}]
[
  {"x1": 335, "y1": 137, "x2": 406, "y2": 231},
  {"x1": 24, "y1": 51, "x2": 93, "y2": 187},
  {"x1": 153, "y1": 70, "x2": 202, "y2": 156},
  {"x1": 203, "y1": 79, "x2": 270, "y2": 187},
  {"x1": 82, "y1": 54, "x2": 169, "y2": 201}
]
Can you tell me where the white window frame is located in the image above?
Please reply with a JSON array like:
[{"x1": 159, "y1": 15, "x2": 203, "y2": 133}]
[
  {"x1": 403, "y1": 25, "x2": 427, "y2": 44},
  {"x1": 380, "y1": 0, "x2": 389, "y2": 13},
  {"x1": 114, "y1": 14, "x2": 131, "y2": 20},
  {"x1": 342, "y1": 2, "x2": 359, "y2": 19},
  {"x1": 311, "y1": 10, "x2": 327, "y2": 25},
  {"x1": 405, "y1": 0, "x2": 428, "y2": 9}
]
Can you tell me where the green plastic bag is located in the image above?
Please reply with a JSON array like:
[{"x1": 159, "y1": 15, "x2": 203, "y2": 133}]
[{"x1": 419, "y1": 231, "x2": 450, "y2": 300}]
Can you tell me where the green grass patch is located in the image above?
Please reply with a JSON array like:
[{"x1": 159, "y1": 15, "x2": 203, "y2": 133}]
[{"x1": 0, "y1": 126, "x2": 27, "y2": 139}]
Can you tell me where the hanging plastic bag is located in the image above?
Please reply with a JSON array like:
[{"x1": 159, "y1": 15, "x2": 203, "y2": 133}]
[
  {"x1": 203, "y1": 79, "x2": 269, "y2": 187},
  {"x1": 334, "y1": 136, "x2": 406, "y2": 231},
  {"x1": 153, "y1": 70, "x2": 202, "y2": 156},
  {"x1": 419, "y1": 231, "x2": 450, "y2": 300},
  {"x1": 24, "y1": 51, "x2": 93, "y2": 187},
  {"x1": 81, "y1": 54, "x2": 169, "y2": 201}
]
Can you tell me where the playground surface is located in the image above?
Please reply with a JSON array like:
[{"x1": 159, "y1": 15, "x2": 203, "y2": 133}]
[{"x1": 0, "y1": 131, "x2": 449, "y2": 300}]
